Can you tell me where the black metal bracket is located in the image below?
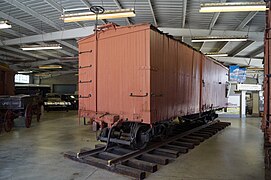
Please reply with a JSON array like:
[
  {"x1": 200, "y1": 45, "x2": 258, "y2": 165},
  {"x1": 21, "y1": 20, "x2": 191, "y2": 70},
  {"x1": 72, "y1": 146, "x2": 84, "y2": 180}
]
[
  {"x1": 79, "y1": 50, "x2": 92, "y2": 54},
  {"x1": 79, "y1": 80, "x2": 92, "y2": 83},
  {"x1": 79, "y1": 65, "x2": 92, "y2": 69},
  {"x1": 130, "y1": 93, "x2": 148, "y2": 97},
  {"x1": 79, "y1": 94, "x2": 92, "y2": 98}
]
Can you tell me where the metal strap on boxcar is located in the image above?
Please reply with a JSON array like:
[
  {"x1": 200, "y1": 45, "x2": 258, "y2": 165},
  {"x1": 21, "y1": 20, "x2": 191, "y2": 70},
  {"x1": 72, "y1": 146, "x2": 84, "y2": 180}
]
[
  {"x1": 79, "y1": 94, "x2": 92, "y2": 98},
  {"x1": 79, "y1": 65, "x2": 92, "y2": 69},
  {"x1": 129, "y1": 93, "x2": 148, "y2": 97},
  {"x1": 79, "y1": 80, "x2": 92, "y2": 83},
  {"x1": 79, "y1": 50, "x2": 92, "y2": 54}
]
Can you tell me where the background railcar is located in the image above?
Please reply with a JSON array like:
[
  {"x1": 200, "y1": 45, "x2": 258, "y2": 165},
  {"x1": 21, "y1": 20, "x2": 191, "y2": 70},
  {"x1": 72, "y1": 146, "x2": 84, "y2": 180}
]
[
  {"x1": 78, "y1": 24, "x2": 228, "y2": 148},
  {"x1": 0, "y1": 63, "x2": 15, "y2": 96}
]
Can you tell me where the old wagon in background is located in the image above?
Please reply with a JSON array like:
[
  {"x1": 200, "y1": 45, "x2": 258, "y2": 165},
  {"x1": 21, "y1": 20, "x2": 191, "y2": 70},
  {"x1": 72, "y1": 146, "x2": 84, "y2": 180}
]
[{"x1": 0, "y1": 95, "x2": 42, "y2": 132}]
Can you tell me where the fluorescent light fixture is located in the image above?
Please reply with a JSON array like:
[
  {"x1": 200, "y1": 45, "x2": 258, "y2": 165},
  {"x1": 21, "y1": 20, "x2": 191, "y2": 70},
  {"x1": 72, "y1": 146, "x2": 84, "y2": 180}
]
[
  {"x1": 200, "y1": 2, "x2": 267, "y2": 13},
  {"x1": 205, "y1": 53, "x2": 228, "y2": 57},
  {"x1": 192, "y1": 36, "x2": 248, "y2": 42},
  {"x1": 0, "y1": 21, "x2": 11, "y2": 29},
  {"x1": 61, "y1": 8, "x2": 135, "y2": 22},
  {"x1": 17, "y1": 70, "x2": 33, "y2": 74},
  {"x1": 21, "y1": 44, "x2": 62, "y2": 51},
  {"x1": 39, "y1": 65, "x2": 62, "y2": 69}
]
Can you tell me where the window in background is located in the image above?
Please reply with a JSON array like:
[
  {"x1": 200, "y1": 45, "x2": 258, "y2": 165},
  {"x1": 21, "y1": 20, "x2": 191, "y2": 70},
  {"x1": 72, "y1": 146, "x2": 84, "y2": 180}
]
[{"x1": 15, "y1": 74, "x2": 30, "y2": 84}]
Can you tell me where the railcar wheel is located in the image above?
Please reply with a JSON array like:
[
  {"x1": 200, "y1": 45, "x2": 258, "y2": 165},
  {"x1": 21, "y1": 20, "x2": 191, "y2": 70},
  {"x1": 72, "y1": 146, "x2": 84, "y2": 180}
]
[
  {"x1": 158, "y1": 124, "x2": 169, "y2": 141},
  {"x1": 25, "y1": 104, "x2": 32, "y2": 128},
  {"x1": 4, "y1": 110, "x2": 14, "y2": 132},
  {"x1": 131, "y1": 124, "x2": 150, "y2": 150}
]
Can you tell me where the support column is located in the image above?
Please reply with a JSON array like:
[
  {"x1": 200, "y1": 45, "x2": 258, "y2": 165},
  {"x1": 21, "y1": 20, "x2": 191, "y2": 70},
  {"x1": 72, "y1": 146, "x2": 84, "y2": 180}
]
[
  {"x1": 240, "y1": 90, "x2": 246, "y2": 118},
  {"x1": 252, "y1": 91, "x2": 260, "y2": 117}
]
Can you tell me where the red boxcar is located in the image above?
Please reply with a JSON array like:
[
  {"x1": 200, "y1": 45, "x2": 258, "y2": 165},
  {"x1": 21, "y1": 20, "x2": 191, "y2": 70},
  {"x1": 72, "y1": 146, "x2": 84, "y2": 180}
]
[{"x1": 78, "y1": 23, "x2": 228, "y2": 148}]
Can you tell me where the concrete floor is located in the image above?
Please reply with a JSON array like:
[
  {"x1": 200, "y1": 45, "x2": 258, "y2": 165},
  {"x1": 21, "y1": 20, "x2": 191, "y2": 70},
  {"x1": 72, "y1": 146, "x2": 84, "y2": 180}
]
[{"x1": 0, "y1": 111, "x2": 265, "y2": 180}]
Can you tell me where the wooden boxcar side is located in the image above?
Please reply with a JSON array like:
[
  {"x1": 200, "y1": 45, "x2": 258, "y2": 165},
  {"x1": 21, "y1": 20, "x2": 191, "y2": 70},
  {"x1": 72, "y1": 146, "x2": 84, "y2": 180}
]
[
  {"x1": 150, "y1": 29, "x2": 202, "y2": 123},
  {"x1": 201, "y1": 56, "x2": 228, "y2": 112},
  {"x1": 78, "y1": 24, "x2": 228, "y2": 127}
]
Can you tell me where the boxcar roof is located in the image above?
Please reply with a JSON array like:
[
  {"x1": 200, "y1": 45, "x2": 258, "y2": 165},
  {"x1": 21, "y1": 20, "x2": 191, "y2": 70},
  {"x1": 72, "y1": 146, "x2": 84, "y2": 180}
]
[{"x1": 78, "y1": 23, "x2": 228, "y2": 71}]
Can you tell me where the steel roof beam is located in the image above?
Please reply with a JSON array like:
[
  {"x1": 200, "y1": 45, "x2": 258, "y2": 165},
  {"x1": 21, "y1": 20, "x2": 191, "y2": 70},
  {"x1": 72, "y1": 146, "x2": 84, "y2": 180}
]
[
  {"x1": 147, "y1": 0, "x2": 157, "y2": 27},
  {"x1": 44, "y1": 0, "x2": 83, "y2": 28},
  {"x1": 113, "y1": 0, "x2": 132, "y2": 25},
  {"x1": 0, "y1": 39, "x2": 48, "y2": 60},
  {"x1": 2, "y1": 28, "x2": 73, "y2": 57},
  {"x1": 0, "y1": 49, "x2": 33, "y2": 59},
  {"x1": 228, "y1": 41, "x2": 254, "y2": 56},
  {"x1": 236, "y1": 12, "x2": 258, "y2": 31},
  {"x1": 39, "y1": 70, "x2": 77, "y2": 79},
  {"x1": 182, "y1": 0, "x2": 187, "y2": 28},
  {"x1": 5, "y1": 0, "x2": 60, "y2": 30},
  {"x1": 2, "y1": 46, "x2": 47, "y2": 60},
  {"x1": 215, "y1": 56, "x2": 263, "y2": 68},
  {"x1": 4, "y1": 0, "x2": 76, "y2": 53},
  {"x1": 0, "y1": 11, "x2": 42, "y2": 34},
  {"x1": 199, "y1": 42, "x2": 205, "y2": 51},
  {"x1": 0, "y1": 11, "x2": 77, "y2": 55},
  {"x1": 209, "y1": 12, "x2": 220, "y2": 31},
  {"x1": 0, "y1": 11, "x2": 84, "y2": 55},
  {"x1": 1, "y1": 27, "x2": 263, "y2": 47},
  {"x1": 203, "y1": 0, "x2": 226, "y2": 51},
  {"x1": 202, "y1": 12, "x2": 220, "y2": 53},
  {"x1": 208, "y1": 0, "x2": 226, "y2": 31},
  {"x1": 218, "y1": 11, "x2": 258, "y2": 53},
  {"x1": 4, "y1": 0, "x2": 78, "y2": 52},
  {"x1": 11, "y1": 59, "x2": 78, "y2": 71},
  {"x1": 2, "y1": 29, "x2": 21, "y2": 37},
  {"x1": 2, "y1": 27, "x2": 94, "y2": 46},
  {"x1": 158, "y1": 27, "x2": 263, "y2": 42},
  {"x1": 247, "y1": 45, "x2": 264, "y2": 57},
  {"x1": 10, "y1": 59, "x2": 60, "y2": 69}
]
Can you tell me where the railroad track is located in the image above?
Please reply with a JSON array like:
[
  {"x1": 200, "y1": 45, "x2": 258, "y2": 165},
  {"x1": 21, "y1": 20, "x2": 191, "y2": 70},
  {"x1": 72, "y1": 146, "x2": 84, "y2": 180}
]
[{"x1": 64, "y1": 120, "x2": 231, "y2": 179}]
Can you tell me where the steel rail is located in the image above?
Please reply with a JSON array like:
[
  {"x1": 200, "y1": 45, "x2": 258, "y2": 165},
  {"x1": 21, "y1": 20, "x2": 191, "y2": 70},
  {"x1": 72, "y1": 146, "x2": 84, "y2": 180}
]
[{"x1": 107, "y1": 120, "x2": 220, "y2": 166}]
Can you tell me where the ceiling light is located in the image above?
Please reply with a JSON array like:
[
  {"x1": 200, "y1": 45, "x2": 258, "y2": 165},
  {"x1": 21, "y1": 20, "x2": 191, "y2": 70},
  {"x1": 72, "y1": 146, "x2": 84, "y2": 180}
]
[
  {"x1": 205, "y1": 53, "x2": 228, "y2": 57},
  {"x1": 61, "y1": 8, "x2": 135, "y2": 22},
  {"x1": 39, "y1": 65, "x2": 62, "y2": 69},
  {"x1": 200, "y1": 2, "x2": 267, "y2": 13},
  {"x1": 192, "y1": 36, "x2": 248, "y2": 42},
  {"x1": 0, "y1": 21, "x2": 11, "y2": 29},
  {"x1": 17, "y1": 70, "x2": 33, "y2": 74},
  {"x1": 21, "y1": 44, "x2": 62, "y2": 51}
]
